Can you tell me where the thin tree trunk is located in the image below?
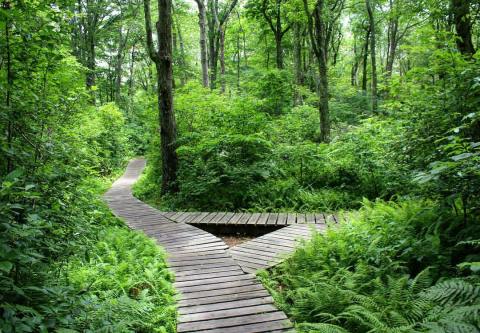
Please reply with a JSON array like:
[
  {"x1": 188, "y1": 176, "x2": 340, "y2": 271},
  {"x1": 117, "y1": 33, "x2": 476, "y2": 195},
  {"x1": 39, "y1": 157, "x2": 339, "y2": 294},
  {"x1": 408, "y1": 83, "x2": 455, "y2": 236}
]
[
  {"x1": 194, "y1": 0, "x2": 209, "y2": 87},
  {"x1": 5, "y1": 13, "x2": 14, "y2": 174},
  {"x1": 385, "y1": 5, "x2": 398, "y2": 78},
  {"x1": 366, "y1": 0, "x2": 377, "y2": 113},
  {"x1": 115, "y1": 28, "x2": 129, "y2": 104},
  {"x1": 220, "y1": 27, "x2": 226, "y2": 93},
  {"x1": 175, "y1": 17, "x2": 187, "y2": 86},
  {"x1": 128, "y1": 45, "x2": 136, "y2": 96},
  {"x1": 293, "y1": 22, "x2": 304, "y2": 105},
  {"x1": 361, "y1": 27, "x2": 370, "y2": 92}
]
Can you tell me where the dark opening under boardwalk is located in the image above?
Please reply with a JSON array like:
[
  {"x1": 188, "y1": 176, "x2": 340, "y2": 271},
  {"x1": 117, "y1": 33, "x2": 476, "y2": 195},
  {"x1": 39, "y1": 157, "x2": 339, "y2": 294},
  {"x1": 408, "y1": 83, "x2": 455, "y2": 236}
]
[{"x1": 105, "y1": 159, "x2": 295, "y2": 333}]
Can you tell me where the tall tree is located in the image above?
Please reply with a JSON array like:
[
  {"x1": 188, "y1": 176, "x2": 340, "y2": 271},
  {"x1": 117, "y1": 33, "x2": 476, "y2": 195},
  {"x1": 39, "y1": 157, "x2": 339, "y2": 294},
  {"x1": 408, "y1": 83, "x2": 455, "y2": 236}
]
[
  {"x1": 206, "y1": 0, "x2": 238, "y2": 89},
  {"x1": 194, "y1": 0, "x2": 210, "y2": 87},
  {"x1": 450, "y1": 0, "x2": 476, "y2": 57},
  {"x1": 303, "y1": 0, "x2": 344, "y2": 142},
  {"x1": 253, "y1": 0, "x2": 292, "y2": 69},
  {"x1": 366, "y1": 0, "x2": 378, "y2": 113},
  {"x1": 143, "y1": 0, "x2": 179, "y2": 194}
]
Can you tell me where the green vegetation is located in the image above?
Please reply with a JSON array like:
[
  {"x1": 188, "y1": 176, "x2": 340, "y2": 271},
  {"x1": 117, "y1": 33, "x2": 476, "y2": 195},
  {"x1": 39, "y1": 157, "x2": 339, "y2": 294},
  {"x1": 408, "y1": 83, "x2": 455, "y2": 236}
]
[
  {"x1": 0, "y1": 2, "x2": 175, "y2": 330},
  {"x1": 1, "y1": 0, "x2": 479, "y2": 331},
  {"x1": 259, "y1": 200, "x2": 480, "y2": 332}
]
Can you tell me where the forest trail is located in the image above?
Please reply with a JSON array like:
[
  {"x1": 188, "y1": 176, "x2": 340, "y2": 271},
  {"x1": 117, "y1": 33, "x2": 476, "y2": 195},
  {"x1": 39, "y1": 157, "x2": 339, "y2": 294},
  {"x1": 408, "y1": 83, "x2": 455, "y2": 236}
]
[{"x1": 105, "y1": 159, "x2": 304, "y2": 333}]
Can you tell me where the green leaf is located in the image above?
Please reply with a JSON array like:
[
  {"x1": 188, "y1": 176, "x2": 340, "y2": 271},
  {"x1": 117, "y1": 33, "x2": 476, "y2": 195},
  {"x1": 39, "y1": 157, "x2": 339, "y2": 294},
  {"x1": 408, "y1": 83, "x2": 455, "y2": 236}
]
[{"x1": 0, "y1": 261, "x2": 13, "y2": 273}]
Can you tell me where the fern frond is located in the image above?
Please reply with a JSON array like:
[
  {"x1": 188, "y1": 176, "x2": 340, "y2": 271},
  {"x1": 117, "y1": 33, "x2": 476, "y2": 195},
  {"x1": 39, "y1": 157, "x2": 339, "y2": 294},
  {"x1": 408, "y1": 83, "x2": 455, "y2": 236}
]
[
  {"x1": 424, "y1": 279, "x2": 480, "y2": 306},
  {"x1": 297, "y1": 322, "x2": 351, "y2": 333}
]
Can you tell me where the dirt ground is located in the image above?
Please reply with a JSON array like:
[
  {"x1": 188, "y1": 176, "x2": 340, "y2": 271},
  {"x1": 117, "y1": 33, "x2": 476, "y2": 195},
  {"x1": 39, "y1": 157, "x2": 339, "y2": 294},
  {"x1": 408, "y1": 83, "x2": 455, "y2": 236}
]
[{"x1": 220, "y1": 235, "x2": 254, "y2": 247}]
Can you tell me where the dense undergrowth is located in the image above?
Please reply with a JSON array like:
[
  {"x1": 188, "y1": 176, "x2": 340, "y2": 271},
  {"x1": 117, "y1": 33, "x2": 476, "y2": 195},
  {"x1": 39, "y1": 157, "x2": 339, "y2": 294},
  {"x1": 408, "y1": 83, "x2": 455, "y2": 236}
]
[
  {"x1": 0, "y1": 12, "x2": 176, "y2": 328},
  {"x1": 259, "y1": 200, "x2": 480, "y2": 332}
]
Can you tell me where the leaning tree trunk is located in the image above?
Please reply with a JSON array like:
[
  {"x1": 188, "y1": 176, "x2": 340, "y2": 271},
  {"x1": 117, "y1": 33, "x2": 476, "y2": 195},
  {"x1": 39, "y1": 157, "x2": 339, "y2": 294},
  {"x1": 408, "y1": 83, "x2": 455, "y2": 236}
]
[
  {"x1": 366, "y1": 0, "x2": 378, "y2": 113},
  {"x1": 195, "y1": 0, "x2": 209, "y2": 87}
]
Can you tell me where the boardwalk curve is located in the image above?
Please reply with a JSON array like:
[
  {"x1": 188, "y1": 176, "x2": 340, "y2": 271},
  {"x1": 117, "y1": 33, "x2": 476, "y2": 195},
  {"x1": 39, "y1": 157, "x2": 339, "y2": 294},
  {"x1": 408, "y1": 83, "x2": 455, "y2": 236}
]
[{"x1": 104, "y1": 159, "x2": 295, "y2": 333}]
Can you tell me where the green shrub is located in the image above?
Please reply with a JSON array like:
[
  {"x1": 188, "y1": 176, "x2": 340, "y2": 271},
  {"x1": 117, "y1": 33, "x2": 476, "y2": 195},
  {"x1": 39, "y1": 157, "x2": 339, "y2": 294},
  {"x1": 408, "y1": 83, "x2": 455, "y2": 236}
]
[{"x1": 67, "y1": 227, "x2": 176, "y2": 332}]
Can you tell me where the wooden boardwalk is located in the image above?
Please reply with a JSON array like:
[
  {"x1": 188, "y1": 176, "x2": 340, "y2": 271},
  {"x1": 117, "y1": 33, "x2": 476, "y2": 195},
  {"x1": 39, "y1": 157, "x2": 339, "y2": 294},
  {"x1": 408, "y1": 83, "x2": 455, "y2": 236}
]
[
  {"x1": 229, "y1": 224, "x2": 326, "y2": 273},
  {"x1": 160, "y1": 211, "x2": 338, "y2": 226},
  {"x1": 104, "y1": 159, "x2": 295, "y2": 333}
]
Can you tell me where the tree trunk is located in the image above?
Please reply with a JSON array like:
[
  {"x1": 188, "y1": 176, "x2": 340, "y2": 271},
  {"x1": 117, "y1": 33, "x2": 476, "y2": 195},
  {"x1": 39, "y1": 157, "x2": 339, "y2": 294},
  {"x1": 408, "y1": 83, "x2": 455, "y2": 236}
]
[
  {"x1": 385, "y1": 7, "x2": 398, "y2": 78},
  {"x1": 366, "y1": 0, "x2": 378, "y2": 113},
  {"x1": 195, "y1": 0, "x2": 209, "y2": 87},
  {"x1": 275, "y1": 33, "x2": 283, "y2": 69},
  {"x1": 144, "y1": 0, "x2": 179, "y2": 194},
  {"x1": 85, "y1": 0, "x2": 96, "y2": 103},
  {"x1": 293, "y1": 22, "x2": 304, "y2": 105},
  {"x1": 220, "y1": 27, "x2": 226, "y2": 93},
  {"x1": 128, "y1": 45, "x2": 136, "y2": 96},
  {"x1": 451, "y1": 0, "x2": 475, "y2": 57},
  {"x1": 5, "y1": 14, "x2": 14, "y2": 174},
  {"x1": 175, "y1": 17, "x2": 187, "y2": 86},
  {"x1": 114, "y1": 28, "x2": 128, "y2": 104},
  {"x1": 318, "y1": 61, "x2": 330, "y2": 143},
  {"x1": 351, "y1": 36, "x2": 359, "y2": 86},
  {"x1": 361, "y1": 28, "x2": 370, "y2": 91}
]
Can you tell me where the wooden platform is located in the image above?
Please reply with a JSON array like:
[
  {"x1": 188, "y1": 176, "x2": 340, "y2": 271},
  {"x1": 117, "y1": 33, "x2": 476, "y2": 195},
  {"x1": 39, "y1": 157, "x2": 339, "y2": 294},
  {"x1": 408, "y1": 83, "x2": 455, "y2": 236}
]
[
  {"x1": 104, "y1": 159, "x2": 295, "y2": 333},
  {"x1": 229, "y1": 224, "x2": 326, "y2": 273},
  {"x1": 160, "y1": 211, "x2": 338, "y2": 226}
]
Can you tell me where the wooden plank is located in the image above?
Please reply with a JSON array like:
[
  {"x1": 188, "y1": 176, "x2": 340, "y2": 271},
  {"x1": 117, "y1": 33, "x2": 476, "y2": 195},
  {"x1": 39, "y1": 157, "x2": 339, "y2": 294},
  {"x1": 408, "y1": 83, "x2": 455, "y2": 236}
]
[
  {"x1": 305, "y1": 213, "x2": 316, "y2": 224},
  {"x1": 178, "y1": 284, "x2": 267, "y2": 300},
  {"x1": 208, "y1": 212, "x2": 227, "y2": 224},
  {"x1": 256, "y1": 213, "x2": 270, "y2": 225},
  {"x1": 177, "y1": 310, "x2": 288, "y2": 332},
  {"x1": 266, "y1": 213, "x2": 279, "y2": 225},
  {"x1": 217, "y1": 212, "x2": 235, "y2": 224},
  {"x1": 314, "y1": 213, "x2": 326, "y2": 224},
  {"x1": 179, "y1": 304, "x2": 278, "y2": 323},
  {"x1": 246, "y1": 212, "x2": 261, "y2": 225},
  {"x1": 174, "y1": 273, "x2": 254, "y2": 288},
  {"x1": 227, "y1": 213, "x2": 244, "y2": 224},
  {"x1": 178, "y1": 296, "x2": 274, "y2": 315},
  {"x1": 296, "y1": 213, "x2": 306, "y2": 224},
  {"x1": 236, "y1": 213, "x2": 251, "y2": 225},
  {"x1": 177, "y1": 289, "x2": 271, "y2": 307},
  {"x1": 277, "y1": 213, "x2": 288, "y2": 225}
]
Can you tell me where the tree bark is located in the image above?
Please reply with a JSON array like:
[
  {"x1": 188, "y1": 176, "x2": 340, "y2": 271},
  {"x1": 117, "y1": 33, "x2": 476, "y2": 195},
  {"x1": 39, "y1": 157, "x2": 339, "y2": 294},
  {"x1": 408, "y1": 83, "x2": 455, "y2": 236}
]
[
  {"x1": 361, "y1": 27, "x2": 370, "y2": 91},
  {"x1": 304, "y1": 0, "x2": 331, "y2": 142},
  {"x1": 260, "y1": 0, "x2": 290, "y2": 70},
  {"x1": 194, "y1": 0, "x2": 209, "y2": 87},
  {"x1": 5, "y1": 13, "x2": 14, "y2": 174},
  {"x1": 114, "y1": 28, "x2": 129, "y2": 104},
  {"x1": 144, "y1": 0, "x2": 179, "y2": 194},
  {"x1": 451, "y1": 0, "x2": 475, "y2": 57},
  {"x1": 220, "y1": 26, "x2": 226, "y2": 93},
  {"x1": 366, "y1": 0, "x2": 378, "y2": 113},
  {"x1": 293, "y1": 22, "x2": 304, "y2": 105}
]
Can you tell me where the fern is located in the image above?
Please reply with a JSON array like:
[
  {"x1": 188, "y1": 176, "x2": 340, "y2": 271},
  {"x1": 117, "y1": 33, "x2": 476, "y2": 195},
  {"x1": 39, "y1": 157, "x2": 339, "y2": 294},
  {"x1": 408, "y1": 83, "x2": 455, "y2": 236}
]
[
  {"x1": 424, "y1": 279, "x2": 480, "y2": 306},
  {"x1": 297, "y1": 322, "x2": 350, "y2": 333}
]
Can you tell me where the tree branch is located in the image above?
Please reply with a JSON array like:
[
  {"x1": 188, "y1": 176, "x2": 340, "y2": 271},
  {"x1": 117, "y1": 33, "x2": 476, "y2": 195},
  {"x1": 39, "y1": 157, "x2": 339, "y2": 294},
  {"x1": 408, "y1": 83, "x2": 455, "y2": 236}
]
[{"x1": 143, "y1": 0, "x2": 159, "y2": 62}]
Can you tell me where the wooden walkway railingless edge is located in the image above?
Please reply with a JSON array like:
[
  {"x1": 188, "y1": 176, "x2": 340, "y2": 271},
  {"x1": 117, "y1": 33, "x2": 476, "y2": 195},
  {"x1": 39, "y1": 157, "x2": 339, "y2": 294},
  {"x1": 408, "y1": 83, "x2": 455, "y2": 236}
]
[
  {"x1": 104, "y1": 159, "x2": 295, "y2": 333},
  {"x1": 160, "y1": 211, "x2": 338, "y2": 226},
  {"x1": 229, "y1": 224, "x2": 326, "y2": 274}
]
